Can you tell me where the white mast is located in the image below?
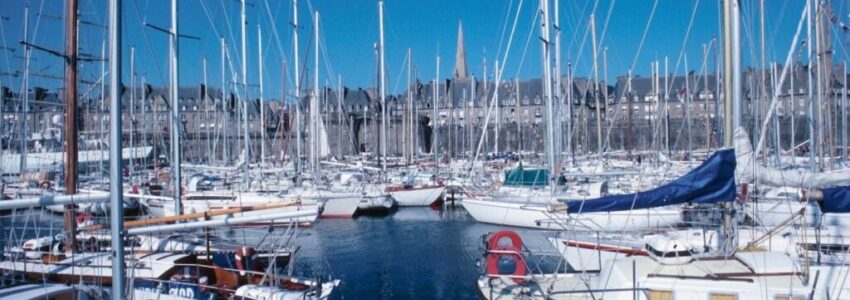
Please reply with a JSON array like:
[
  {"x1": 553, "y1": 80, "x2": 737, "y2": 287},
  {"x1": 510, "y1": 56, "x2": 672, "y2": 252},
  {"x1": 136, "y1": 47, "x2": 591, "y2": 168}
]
[
  {"x1": 378, "y1": 0, "x2": 387, "y2": 173},
  {"x1": 312, "y1": 11, "x2": 320, "y2": 175},
  {"x1": 241, "y1": 0, "x2": 249, "y2": 169},
  {"x1": 434, "y1": 56, "x2": 440, "y2": 167},
  {"x1": 590, "y1": 14, "x2": 603, "y2": 157},
  {"x1": 203, "y1": 57, "x2": 210, "y2": 164},
  {"x1": 130, "y1": 46, "x2": 136, "y2": 181},
  {"x1": 553, "y1": 0, "x2": 563, "y2": 162},
  {"x1": 108, "y1": 0, "x2": 126, "y2": 297},
  {"x1": 19, "y1": 6, "x2": 29, "y2": 173},
  {"x1": 169, "y1": 0, "x2": 181, "y2": 214},
  {"x1": 485, "y1": 59, "x2": 502, "y2": 153},
  {"x1": 221, "y1": 38, "x2": 228, "y2": 163},
  {"x1": 539, "y1": 0, "x2": 556, "y2": 183},
  {"x1": 258, "y1": 25, "x2": 265, "y2": 166},
  {"x1": 293, "y1": 0, "x2": 302, "y2": 182},
  {"x1": 406, "y1": 48, "x2": 413, "y2": 162}
]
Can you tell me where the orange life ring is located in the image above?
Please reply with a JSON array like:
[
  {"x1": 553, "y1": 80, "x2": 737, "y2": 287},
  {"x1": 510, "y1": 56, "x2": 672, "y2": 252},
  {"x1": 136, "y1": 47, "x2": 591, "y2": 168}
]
[
  {"x1": 488, "y1": 230, "x2": 523, "y2": 250},
  {"x1": 234, "y1": 246, "x2": 256, "y2": 276},
  {"x1": 485, "y1": 245, "x2": 527, "y2": 284}
]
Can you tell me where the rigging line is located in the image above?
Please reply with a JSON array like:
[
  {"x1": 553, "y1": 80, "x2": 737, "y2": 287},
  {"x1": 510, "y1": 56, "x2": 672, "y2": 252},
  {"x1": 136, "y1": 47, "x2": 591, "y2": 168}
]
[
  {"x1": 595, "y1": 0, "x2": 616, "y2": 58},
  {"x1": 390, "y1": 49, "x2": 409, "y2": 95},
  {"x1": 130, "y1": 0, "x2": 166, "y2": 85},
  {"x1": 494, "y1": 0, "x2": 515, "y2": 61},
  {"x1": 661, "y1": 0, "x2": 700, "y2": 102},
  {"x1": 260, "y1": 0, "x2": 294, "y2": 88},
  {"x1": 468, "y1": 0, "x2": 527, "y2": 176},
  {"x1": 0, "y1": 11, "x2": 15, "y2": 89}
]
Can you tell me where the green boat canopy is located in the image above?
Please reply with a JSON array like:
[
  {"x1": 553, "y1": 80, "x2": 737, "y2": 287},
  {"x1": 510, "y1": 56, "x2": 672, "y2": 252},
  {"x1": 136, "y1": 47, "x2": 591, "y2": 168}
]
[{"x1": 503, "y1": 166, "x2": 549, "y2": 187}]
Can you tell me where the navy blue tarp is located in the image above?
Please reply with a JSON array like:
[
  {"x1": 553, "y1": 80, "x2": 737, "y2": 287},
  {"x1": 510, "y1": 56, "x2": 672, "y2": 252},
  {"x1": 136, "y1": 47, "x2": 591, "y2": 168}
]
[
  {"x1": 820, "y1": 186, "x2": 850, "y2": 213},
  {"x1": 562, "y1": 148, "x2": 737, "y2": 213}
]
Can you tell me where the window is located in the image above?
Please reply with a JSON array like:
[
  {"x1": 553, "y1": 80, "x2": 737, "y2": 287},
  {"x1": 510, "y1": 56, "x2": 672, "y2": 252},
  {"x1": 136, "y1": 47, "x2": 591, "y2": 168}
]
[
  {"x1": 775, "y1": 295, "x2": 805, "y2": 300},
  {"x1": 710, "y1": 293, "x2": 736, "y2": 300},
  {"x1": 647, "y1": 290, "x2": 673, "y2": 300}
]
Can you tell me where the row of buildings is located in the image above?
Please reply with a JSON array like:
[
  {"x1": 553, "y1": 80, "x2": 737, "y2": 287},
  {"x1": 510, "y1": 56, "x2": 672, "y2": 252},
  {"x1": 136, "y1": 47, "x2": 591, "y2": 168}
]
[{"x1": 1, "y1": 61, "x2": 847, "y2": 163}]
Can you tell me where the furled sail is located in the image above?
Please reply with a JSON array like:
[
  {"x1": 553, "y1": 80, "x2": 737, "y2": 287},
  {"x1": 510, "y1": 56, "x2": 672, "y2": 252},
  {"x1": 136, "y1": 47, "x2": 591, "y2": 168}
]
[
  {"x1": 734, "y1": 127, "x2": 850, "y2": 189},
  {"x1": 318, "y1": 114, "x2": 330, "y2": 158},
  {"x1": 561, "y1": 149, "x2": 736, "y2": 213}
]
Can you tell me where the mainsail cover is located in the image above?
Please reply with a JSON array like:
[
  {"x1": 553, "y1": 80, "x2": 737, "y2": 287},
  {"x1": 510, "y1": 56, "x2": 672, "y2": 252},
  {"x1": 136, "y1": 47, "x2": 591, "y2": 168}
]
[
  {"x1": 820, "y1": 186, "x2": 850, "y2": 213},
  {"x1": 734, "y1": 127, "x2": 850, "y2": 188},
  {"x1": 562, "y1": 148, "x2": 736, "y2": 213}
]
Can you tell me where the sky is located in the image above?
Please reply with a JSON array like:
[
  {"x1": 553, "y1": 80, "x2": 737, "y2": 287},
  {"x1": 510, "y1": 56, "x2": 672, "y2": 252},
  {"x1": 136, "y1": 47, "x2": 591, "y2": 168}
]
[{"x1": 0, "y1": 0, "x2": 846, "y2": 102}]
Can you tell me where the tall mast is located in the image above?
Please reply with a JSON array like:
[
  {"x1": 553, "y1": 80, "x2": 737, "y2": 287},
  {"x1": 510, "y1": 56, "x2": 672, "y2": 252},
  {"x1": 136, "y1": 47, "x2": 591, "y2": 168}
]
[
  {"x1": 108, "y1": 0, "x2": 127, "y2": 298},
  {"x1": 169, "y1": 0, "x2": 181, "y2": 214},
  {"x1": 293, "y1": 0, "x2": 302, "y2": 183},
  {"x1": 494, "y1": 60, "x2": 500, "y2": 153},
  {"x1": 20, "y1": 6, "x2": 29, "y2": 174},
  {"x1": 539, "y1": 0, "x2": 556, "y2": 183},
  {"x1": 203, "y1": 57, "x2": 210, "y2": 162},
  {"x1": 590, "y1": 14, "x2": 603, "y2": 157},
  {"x1": 312, "y1": 11, "x2": 320, "y2": 175},
  {"x1": 378, "y1": 0, "x2": 387, "y2": 173},
  {"x1": 62, "y1": 0, "x2": 79, "y2": 252},
  {"x1": 553, "y1": 0, "x2": 563, "y2": 163},
  {"x1": 241, "y1": 0, "x2": 249, "y2": 169},
  {"x1": 258, "y1": 25, "x2": 265, "y2": 166},
  {"x1": 406, "y1": 48, "x2": 413, "y2": 162},
  {"x1": 566, "y1": 60, "x2": 573, "y2": 164},
  {"x1": 721, "y1": 0, "x2": 740, "y2": 256},
  {"x1": 433, "y1": 56, "x2": 440, "y2": 167},
  {"x1": 221, "y1": 38, "x2": 228, "y2": 163}
]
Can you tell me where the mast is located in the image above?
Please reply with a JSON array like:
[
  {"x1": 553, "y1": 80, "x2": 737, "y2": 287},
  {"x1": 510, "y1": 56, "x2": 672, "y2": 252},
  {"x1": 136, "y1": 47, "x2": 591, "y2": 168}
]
[
  {"x1": 221, "y1": 38, "x2": 228, "y2": 163},
  {"x1": 590, "y1": 14, "x2": 603, "y2": 157},
  {"x1": 433, "y1": 56, "x2": 440, "y2": 167},
  {"x1": 241, "y1": 0, "x2": 249, "y2": 170},
  {"x1": 203, "y1": 57, "x2": 210, "y2": 163},
  {"x1": 843, "y1": 62, "x2": 848, "y2": 162},
  {"x1": 169, "y1": 0, "x2": 181, "y2": 214},
  {"x1": 538, "y1": 0, "x2": 556, "y2": 183},
  {"x1": 312, "y1": 11, "x2": 320, "y2": 175},
  {"x1": 293, "y1": 0, "x2": 302, "y2": 183},
  {"x1": 407, "y1": 48, "x2": 413, "y2": 162},
  {"x1": 258, "y1": 25, "x2": 265, "y2": 166},
  {"x1": 567, "y1": 60, "x2": 573, "y2": 164},
  {"x1": 108, "y1": 0, "x2": 126, "y2": 297},
  {"x1": 378, "y1": 0, "x2": 387, "y2": 173},
  {"x1": 20, "y1": 6, "x2": 29, "y2": 174},
  {"x1": 493, "y1": 60, "x2": 502, "y2": 153},
  {"x1": 63, "y1": 0, "x2": 79, "y2": 252},
  {"x1": 721, "y1": 0, "x2": 740, "y2": 256},
  {"x1": 553, "y1": 0, "x2": 563, "y2": 164}
]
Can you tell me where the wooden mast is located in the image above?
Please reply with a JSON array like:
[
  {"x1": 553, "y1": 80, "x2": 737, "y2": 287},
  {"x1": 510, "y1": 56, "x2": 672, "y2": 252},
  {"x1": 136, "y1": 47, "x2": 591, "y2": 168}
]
[{"x1": 63, "y1": 0, "x2": 79, "y2": 252}]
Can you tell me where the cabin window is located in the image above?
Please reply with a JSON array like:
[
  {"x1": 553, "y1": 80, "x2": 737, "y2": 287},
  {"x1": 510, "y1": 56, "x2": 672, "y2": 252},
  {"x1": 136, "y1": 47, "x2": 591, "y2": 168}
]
[
  {"x1": 647, "y1": 290, "x2": 673, "y2": 300},
  {"x1": 710, "y1": 293, "x2": 736, "y2": 300}
]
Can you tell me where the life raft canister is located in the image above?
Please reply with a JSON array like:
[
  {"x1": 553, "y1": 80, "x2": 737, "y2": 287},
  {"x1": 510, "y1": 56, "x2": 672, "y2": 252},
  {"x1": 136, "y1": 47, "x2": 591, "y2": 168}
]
[
  {"x1": 234, "y1": 246, "x2": 256, "y2": 276},
  {"x1": 485, "y1": 230, "x2": 527, "y2": 284}
]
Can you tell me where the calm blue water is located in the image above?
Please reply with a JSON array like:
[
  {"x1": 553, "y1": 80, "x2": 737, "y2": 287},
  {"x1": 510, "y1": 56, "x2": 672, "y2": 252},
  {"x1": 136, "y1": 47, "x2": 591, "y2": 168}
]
[
  {"x1": 286, "y1": 207, "x2": 557, "y2": 300},
  {"x1": 1, "y1": 206, "x2": 560, "y2": 299}
]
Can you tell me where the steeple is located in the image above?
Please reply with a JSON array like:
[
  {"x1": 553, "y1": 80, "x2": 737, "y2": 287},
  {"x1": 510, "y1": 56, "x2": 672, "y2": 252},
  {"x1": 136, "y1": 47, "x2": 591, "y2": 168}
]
[{"x1": 453, "y1": 20, "x2": 468, "y2": 80}]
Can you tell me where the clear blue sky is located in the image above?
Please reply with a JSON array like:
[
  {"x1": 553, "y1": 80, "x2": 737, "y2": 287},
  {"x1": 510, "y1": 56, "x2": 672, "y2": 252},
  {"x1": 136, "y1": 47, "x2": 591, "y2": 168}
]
[{"x1": 0, "y1": 0, "x2": 846, "y2": 101}]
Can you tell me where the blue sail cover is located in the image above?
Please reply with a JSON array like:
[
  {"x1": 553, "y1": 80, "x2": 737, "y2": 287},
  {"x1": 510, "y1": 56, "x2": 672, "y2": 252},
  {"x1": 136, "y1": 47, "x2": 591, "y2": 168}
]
[
  {"x1": 820, "y1": 187, "x2": 850, "y2": 213},
  {"x1": 563, "y1": 149, "x2": 736, "y2": 213}
]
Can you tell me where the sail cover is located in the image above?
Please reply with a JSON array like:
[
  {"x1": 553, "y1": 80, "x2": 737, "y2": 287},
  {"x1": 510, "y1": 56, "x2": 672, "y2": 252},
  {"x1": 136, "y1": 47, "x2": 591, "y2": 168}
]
[
  {"x1": 734, "y1": 127, "x2": 850, "y2": 188},
  {"x1": 820, "y1": 187, "x2": 850, "y2": 213},
  {"x1": 562, "y1": 149, "x2": 736, "y2": 213}
]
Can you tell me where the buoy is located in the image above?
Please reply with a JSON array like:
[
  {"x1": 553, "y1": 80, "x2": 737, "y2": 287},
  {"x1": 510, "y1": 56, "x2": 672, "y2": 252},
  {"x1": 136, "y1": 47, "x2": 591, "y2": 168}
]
[
  {"x1": 485, "y1": 246, "x2": 527, "y2": 284},
  {"x1": 488, "y1": 230, "x2": 523, "y2": 250},
  {"x1": 234, "y1": 246, "x2": 256, "y2": 276}
]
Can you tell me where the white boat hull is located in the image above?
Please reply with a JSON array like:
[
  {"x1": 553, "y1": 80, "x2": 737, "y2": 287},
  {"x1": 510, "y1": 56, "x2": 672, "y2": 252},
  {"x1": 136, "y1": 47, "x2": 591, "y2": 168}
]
[
  {"x1": 389, "y1": 186, "x2": 445, "y2": 206},
  {"x1": 462, "y1": 198, "x2": 682, "y2": 231}
]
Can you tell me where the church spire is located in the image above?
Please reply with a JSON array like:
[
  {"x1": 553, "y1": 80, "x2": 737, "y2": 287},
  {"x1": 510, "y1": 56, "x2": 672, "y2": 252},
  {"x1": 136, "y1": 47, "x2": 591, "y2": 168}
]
[{"x1": 453, "y1": 20, "x2": 468, "y2": 80}]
